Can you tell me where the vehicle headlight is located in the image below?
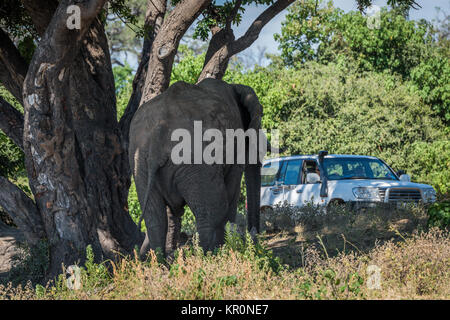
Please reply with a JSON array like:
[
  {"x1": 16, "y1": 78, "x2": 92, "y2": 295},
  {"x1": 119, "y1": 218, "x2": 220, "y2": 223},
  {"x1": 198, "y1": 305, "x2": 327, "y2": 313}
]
[
  {"x1": 422, "y1": 188, "x2": 436, "y2": 202},
  {"x1": 352, "y1": 187, "x2": 380, "y2": 200}
]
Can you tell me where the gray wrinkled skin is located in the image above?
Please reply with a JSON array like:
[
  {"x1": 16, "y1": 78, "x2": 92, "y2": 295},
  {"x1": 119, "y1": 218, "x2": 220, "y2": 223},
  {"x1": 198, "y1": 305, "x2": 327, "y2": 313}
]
[{"x1": 129, "y1": 78, "x2": 263, "y2": 257}]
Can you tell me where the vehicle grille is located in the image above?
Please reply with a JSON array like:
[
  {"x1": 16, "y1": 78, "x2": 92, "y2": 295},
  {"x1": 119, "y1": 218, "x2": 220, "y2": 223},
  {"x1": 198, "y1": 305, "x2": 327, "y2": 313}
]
[
  {"x1": 378, "y1": 188, "x2": 387, "y2": 202},
  {"x1": 387, "y1": 188, "x2": 422, "y2": 202}
]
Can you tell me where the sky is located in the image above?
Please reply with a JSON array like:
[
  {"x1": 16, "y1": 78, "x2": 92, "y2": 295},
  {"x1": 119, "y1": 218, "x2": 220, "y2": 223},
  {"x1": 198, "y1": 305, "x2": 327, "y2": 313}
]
[
  {"x1": 121, "y1": 1, "x2": 449, "y2": 68},
  {"x1": 222, "y1": 0, "x2": 449, "y2": 65}
]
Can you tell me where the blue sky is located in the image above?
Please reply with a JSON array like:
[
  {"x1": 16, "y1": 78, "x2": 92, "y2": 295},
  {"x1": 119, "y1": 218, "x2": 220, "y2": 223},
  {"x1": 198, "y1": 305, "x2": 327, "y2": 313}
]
[{"x1": 221, "y1": 0, "x2": 449, "y2": 64}]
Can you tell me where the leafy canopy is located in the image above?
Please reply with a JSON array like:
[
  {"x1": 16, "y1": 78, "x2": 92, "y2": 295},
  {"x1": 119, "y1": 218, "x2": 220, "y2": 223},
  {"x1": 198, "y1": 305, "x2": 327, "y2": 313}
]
[{"x1": 274, "y1": 0, "x2": 450, "y2": 123}]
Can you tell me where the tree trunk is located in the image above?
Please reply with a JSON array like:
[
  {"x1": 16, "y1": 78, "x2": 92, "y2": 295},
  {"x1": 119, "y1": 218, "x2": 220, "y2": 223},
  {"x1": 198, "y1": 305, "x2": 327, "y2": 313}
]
[
  {"x1": 140, "y1": 0, "x2": 212, "y2": 105},
  {"x1": 21, "y1": 2, "x2": 142, "y2": 276},
  {"x1": 119, "y1": 0, "x2": 167, "y2": 153}
]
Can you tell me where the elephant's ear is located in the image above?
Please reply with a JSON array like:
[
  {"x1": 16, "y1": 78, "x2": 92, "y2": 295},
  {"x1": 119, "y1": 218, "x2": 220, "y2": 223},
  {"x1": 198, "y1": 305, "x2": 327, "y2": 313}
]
[
  {"x1": 232, "y1": 84, "x2": 264, "y2": 235},
  {"x1": 232, "y1": 84, "x2": 263, "y2": 131}
]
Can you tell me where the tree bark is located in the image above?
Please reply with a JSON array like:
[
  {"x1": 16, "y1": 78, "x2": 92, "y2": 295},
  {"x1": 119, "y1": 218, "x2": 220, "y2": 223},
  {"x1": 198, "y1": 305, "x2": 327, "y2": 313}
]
[
  {"x1": 20, "y1": 0, "x2": 59, "y2": 36},
  {"x1": 119, "y1": 0, "x2": 167, "y2": 153},
  {"x1": 0, "y1": 96, "x2": 24, "y2": 150},
  {"x1": 140, "y1": 0, "x2": 212, "y2": 105},
  {"x1": 22, "y1": 0, "x2": 142, "y2": 276},
  {"x1": 0, "y1": 176, "x2": 45, "y2": 246},
  {"x1": 0, "y1": 0, "x2": 293, "y2": 279},
  {"x1": 198, "y1": 0, "x2": 294, "y2": 82},
  {"x1": 0, "y1": 28, "x2": 28, "y2": 103}
]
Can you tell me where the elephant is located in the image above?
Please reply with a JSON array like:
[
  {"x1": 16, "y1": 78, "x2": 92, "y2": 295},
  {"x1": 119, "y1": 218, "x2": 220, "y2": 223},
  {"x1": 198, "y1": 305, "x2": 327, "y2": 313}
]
[{"x1": 129, "y1": 78, "x2": 267, "y2": 257}]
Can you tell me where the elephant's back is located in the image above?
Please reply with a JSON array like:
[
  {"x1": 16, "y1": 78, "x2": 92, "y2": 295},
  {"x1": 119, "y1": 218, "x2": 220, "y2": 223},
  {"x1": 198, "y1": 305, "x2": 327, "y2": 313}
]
[
  {"x1": 131, "y1": 80, "x2": 242, "y2": 135},
  {"x1": 128, "y1": 80, "x2": 244, "y2": 171}
]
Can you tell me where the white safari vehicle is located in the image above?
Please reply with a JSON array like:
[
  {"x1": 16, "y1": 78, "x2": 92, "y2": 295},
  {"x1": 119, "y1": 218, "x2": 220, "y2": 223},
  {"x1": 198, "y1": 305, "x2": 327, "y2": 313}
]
[{"x1": 260, "y1": 151, "x2": 436, "y2": 211}]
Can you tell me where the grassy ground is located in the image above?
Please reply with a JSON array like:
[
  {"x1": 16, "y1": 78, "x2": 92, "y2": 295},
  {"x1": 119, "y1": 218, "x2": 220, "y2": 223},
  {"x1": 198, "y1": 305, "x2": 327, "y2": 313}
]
[{"x1": 0, "y1": 204, "x2": 449, "y2": 300}]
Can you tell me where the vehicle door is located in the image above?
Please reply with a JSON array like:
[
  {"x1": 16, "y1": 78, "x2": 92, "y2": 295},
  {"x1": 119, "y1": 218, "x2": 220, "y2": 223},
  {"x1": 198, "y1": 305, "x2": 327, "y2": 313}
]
[
  {"x1": 280, "y1": 159, "x2": 303, "y2": 206},
  {"x1": 260, "y1": 160, "x2": 285, "y2": 207}
]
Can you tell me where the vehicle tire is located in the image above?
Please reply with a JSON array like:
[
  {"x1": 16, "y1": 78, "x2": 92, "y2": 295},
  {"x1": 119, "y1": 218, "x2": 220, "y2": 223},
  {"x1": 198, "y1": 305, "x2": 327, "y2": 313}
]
[{"x1": 326, "y1": 199, "x2": 346, "y2": 214}]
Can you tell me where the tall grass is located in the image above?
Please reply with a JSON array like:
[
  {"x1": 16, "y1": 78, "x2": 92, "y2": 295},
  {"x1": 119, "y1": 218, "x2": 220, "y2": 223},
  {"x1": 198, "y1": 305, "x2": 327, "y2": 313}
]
[{"x1": 0, "y1": 225, "x2": 448, "y2": 300}]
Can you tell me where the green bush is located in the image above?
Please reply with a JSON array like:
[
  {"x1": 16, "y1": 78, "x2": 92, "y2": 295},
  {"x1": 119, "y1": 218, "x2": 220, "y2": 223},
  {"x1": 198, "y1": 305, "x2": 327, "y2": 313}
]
[
  {"x1": 427, "y1": 201, "x2": 450, "y2": 229},
  {"x1": 275, "y1": 1, "x2": 450, "y2": 124},
  {"x1": 226, "y1": 61, "x2": 449, "y2": 196}
]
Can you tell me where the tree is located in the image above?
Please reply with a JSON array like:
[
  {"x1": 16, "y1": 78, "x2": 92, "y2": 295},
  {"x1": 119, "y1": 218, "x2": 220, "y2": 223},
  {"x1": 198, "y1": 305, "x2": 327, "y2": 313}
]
[
  {"x1": 275, "y1": 0, "x2": 449, "y2": 123},
  {"x1": 0, "y1": 0, "x2": 418, "y2": 278}
]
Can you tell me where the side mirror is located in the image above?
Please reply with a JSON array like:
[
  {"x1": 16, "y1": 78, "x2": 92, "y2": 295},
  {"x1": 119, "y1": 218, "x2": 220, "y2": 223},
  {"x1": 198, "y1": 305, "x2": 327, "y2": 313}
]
[
  {"x1": 399, "y1": 174, "x2": 411, "y2": 182},
  {"x1": 306, "y1": 172, "x2": 320, "y2": 184},
  {"x1": 397, "y1": 170, "x2": 406, "y2": 176}
]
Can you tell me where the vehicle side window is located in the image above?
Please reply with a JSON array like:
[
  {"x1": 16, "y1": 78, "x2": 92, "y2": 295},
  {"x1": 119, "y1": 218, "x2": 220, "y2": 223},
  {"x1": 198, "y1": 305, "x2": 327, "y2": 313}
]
[
  {"x1": 283, "y1": 160, "x2": 302, "y2": 185},
  {"x1": 301, "y1": 160, "x2": 320, "y2": 184},
  {"x1": 261, "y1": 161, "x2": 282, "y2": 186}
]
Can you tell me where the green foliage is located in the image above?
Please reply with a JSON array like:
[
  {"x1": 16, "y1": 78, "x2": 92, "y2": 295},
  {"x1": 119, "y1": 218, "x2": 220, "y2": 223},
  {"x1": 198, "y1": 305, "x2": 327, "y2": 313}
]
[
  {"x1": 410, "y1": 51, "x2": 450, "y2": 123},
  {"x1": 113, "y1": 64, "x2": 134, "y2": 120},
  {"x1": 274, "y1": 0, "x2": 340, "y2": 65},
  {"x1": 82, "y1": 245, "x2": 112, "y2": 288},
  {"x1": 181, "y1": 206, "x2": 197, "y2": 236},
  {"x1": 222, "y1": 225, "x2": 283, "y2": 274},
  {"x1": 225, "y1": 61, "x2": 449, "y2": 195},
  {"x1": 0, "y1": 0, "x2": 37, "y2": 39},
  {"x1": 275, "y1": 1, "x2": 450, "y2": 124},
  {"x1": 276, "y1": 2, "x2": 433, "y2": 75},
  {"x1": 127, "y1": 179, "x2": 142, "y2": 228},
  {"x1": 192, "y1": 1, "x2": 274, "y2": 41},
  {"x1": 0, "y1": 87, "x2": 25, "y2": 181},
  {"x1": 427, "y1": 201, "x2": 450, "y2": 229},
  {"x1": 406, "y1": 140, "x2": 450, "y2": 195},
  {"x1": 105, "y1": 0, "x2": 149, "y2": 64},
  {"x1": 170, "y1": 45, "x2": 206, "y2": 84}
]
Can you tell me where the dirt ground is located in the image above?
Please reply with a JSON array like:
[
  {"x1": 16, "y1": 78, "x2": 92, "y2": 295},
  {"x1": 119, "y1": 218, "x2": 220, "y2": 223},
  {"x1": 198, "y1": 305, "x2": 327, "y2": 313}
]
[
  {"x1": 0, "y1": 222, "x2": 24, "y2": 281},
  {"x1": 262, "y1": 209, "x2": 428, "y2": 268}
]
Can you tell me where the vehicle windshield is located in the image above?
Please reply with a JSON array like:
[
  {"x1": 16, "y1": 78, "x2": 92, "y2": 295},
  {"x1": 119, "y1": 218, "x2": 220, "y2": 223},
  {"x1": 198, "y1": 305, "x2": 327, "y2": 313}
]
[{"x1": 323, "y1": 157, "x2": 398, "y2": 181}]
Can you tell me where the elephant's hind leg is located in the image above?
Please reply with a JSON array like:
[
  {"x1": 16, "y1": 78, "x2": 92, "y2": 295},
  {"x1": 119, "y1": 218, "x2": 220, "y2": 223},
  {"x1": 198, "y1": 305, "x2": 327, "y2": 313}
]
[
  {"x1": 139, "y1": 189, "x2": 168, "y2": 258},
  {"x1": 166, "y1": 206, "x2": 183, "y2": 254}
]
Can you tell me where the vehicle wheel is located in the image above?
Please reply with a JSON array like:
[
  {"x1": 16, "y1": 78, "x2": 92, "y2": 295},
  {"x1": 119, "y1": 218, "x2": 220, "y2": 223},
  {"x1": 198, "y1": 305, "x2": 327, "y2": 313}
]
[{"x1": 326, "y1": 199, "x2": 346, "y2": 214}]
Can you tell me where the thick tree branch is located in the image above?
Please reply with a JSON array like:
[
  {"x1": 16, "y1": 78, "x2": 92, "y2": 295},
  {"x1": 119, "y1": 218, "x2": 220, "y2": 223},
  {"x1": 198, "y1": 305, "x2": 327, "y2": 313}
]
[
  {"x1": 0, "y1": 176, "x2": 45, "y2": 246},
  {"x1": 0, "y1": 96, "x2": 24, "y2": 150},
  {"x1": 25, "y1": 0, "x2": 108, "y2": 74},
  {"x1": 231, "y1": 0, "x2": 294, "y2": 54},
  {"x1": 198, "y1": 28, "x2": 235, "y2": 82},
  {"x1": 198, "y1": 0, "x2": 294, "y2": 82},
  {"x1": 0, "y1": 28, "x2": 28, "y2": 103},
  {"x1": 20, "y1": 0, "x2": 59, "y2": 36},
  {"x1": 119, "y1": 0, "x2": 167, "y2": 149},
  {"x1": 140, "y1": 0, "x2": 212, "y2": 105}
]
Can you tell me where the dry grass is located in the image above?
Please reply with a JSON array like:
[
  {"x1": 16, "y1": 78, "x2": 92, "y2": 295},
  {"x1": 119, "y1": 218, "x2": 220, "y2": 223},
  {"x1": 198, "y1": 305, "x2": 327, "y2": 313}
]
[
  {"x1": 0, "y1": 204, "x2": 448, "y2": 300},
  {"x1": 0, "y1": 229, "x2": 448, "y2": 300}
]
